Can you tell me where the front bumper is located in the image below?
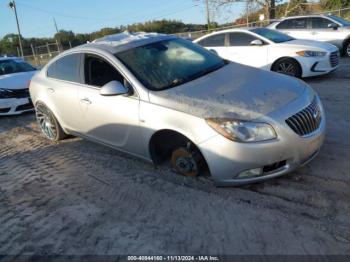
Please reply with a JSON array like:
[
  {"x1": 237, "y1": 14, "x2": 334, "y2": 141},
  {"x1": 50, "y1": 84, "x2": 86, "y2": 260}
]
[
  {"x1": 298, "y1": 51, "x2": 339, "y2": 77},
  {"x1": 0, "y1": 97, "x2": 34, "y2": 116},
  {"x1": 198, "y1": 99, "x2": 326, "y2": 186}
]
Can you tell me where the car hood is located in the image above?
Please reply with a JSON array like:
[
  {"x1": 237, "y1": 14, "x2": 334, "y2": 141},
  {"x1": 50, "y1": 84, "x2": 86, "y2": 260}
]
[
  {"x1": 149, "y1": 63, "x2": 311, "y2": 120},
  {"x1": 281, "y1": 39, "x2": 339, "y2": 52},
  {"x1": 0, "y1": 71, "x2": 36, "y2": 90}
]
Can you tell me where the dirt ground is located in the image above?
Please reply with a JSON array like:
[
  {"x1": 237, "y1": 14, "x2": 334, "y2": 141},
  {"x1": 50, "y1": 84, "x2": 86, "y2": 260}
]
[{"x1": 1, "y1": 59, "x2": 350, "y2": 256}]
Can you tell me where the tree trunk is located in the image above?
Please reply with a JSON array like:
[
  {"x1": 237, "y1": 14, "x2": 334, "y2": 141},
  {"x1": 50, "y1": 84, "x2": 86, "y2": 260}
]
[{"x1": 269, "y1": 0, "x2": 276, "y2": 19}]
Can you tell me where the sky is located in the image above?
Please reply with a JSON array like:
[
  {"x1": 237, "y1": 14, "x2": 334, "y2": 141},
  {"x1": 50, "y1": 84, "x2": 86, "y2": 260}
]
[{"x1": 0, "y1": 0, "x2": 246, "y2": 39}]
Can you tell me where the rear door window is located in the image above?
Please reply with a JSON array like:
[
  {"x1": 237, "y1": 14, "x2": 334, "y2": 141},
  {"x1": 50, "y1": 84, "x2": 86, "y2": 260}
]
[
  {"x1": 47, "y1": 53, "x2": 81, "y2": 83},
  {"x1": 197, "y1": 34, "x2": 225, "y2": 47}
]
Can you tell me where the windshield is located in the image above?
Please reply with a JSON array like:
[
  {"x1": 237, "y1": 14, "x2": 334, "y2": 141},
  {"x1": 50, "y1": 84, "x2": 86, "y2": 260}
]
[
  {"x1": 0, "y1": 59, "x2": 36, "y2": 76},
  {"x1": 251, "y1": 28, "x2": 295, "y2": 43},
  {"x1": 328, "y1": 15, "x2": 350, "y2": 26},
  {"x1": 115, "y1": 38, "x2": 227, "y2": 91}
]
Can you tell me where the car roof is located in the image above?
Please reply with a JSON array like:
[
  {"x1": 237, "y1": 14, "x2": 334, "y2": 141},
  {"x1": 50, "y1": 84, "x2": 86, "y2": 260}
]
[
  {"x1": 80, "y1": 31, "x2": 176, "y2": 54},
  {"x1": 195, "y1": 27, "x2": 266, "y2": 40},
  {"x1": 278, "y1": 14, "x2": 331, "y2": 20},
  {"x1": 199, "y1": 27, "x2": 258, "y2": 36}
]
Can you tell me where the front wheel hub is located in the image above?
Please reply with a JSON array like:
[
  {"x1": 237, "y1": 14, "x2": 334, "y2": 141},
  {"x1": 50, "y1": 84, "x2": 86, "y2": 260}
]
[{"x1": 171, "y1": 147, "x2": 199, "y2": 177}]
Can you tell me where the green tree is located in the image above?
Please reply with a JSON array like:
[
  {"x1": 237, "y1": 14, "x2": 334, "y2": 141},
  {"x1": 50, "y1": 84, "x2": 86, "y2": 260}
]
[{"x1": 321, "y1": 0, "x2": 350, "y2": 10}]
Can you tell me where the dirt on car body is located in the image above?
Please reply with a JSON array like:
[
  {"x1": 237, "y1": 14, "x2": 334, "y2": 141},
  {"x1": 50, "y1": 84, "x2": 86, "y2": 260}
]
[{"x1": 0, "y1": 59, "x2": 350, "y2": 255}]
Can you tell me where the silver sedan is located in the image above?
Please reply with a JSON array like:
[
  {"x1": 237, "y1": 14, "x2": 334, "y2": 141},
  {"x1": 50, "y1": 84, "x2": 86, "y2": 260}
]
[{"x1": 29, "y1": 32, "x2": 326, "y2": 186}]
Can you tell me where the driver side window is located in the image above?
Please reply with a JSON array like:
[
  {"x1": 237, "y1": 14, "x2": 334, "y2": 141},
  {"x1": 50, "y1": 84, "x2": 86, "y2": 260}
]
[
  {"x1": 84, "y1": 54, "x2": 126, "y2": 87},
  {"x1": 310, "y1": 17, "x2": 333, "y2": 29},
  {"x1": 229, "y1": 33, "x2": 259, "y2": 46}
]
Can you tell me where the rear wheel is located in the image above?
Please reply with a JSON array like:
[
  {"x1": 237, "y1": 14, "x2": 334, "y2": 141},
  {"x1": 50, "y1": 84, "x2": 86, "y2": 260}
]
[
  {"x1": 272, "y1": 58, "x2": 302, "y2": 78},
  {"x1": 344, "y1": 41, "x2": 350, "y2": 57},
  {"x1": 35, "y1": 103, "x2": 67, "y2": 141}
]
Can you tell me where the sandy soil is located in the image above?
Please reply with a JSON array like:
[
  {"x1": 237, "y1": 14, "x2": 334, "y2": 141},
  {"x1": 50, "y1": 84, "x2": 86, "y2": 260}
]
[{"x1": 0, "y1": 59, "x2": 350, "y2": 256}]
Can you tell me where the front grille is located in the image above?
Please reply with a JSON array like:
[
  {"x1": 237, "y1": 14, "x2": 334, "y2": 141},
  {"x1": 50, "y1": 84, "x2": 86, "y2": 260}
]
[
  {"x1": 330, "y1": 51, "x2": 339, "y2": 67},
  {"x1": 0, "y1": 107, "x2": 11, "y2": 113},
  {"x1": 0, "y1": 88, "x2": 30, "y2": 99},
  {"x1": 286, "y1": 98, "x2": 322, "y2": 136},
  {"x1": 15, "y1": 102, "x2": 33, "y2": 111}
]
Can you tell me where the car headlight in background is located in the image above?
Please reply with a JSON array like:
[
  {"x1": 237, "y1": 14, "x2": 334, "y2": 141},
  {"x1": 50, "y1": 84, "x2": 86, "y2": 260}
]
[
  {"x1": 296, "y1": 50, "x2": 327, "y2": 57},
  {"x1": 206, "y1": 118, "x2": 277, "y2": 143}
]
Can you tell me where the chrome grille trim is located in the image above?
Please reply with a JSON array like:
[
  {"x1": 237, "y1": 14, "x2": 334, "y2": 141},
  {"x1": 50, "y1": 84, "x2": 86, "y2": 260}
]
[{"x1": 286, "y1": 97, "x2": 322, "y2": 136}]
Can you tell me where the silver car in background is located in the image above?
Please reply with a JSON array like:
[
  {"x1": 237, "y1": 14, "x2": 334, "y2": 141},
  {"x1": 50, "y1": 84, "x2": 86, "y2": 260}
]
[
  {"x1": 29, "y1": 32, "x2": 326, "y2": 186},
  {"x1": 268, "y1": 14, "x2": 350, "y2": 56}
]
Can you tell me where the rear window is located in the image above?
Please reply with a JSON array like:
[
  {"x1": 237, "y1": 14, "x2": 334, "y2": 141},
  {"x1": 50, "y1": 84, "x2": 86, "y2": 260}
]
[{"x1": 47, "y1": 53, "x2": 81, "y2": 83}]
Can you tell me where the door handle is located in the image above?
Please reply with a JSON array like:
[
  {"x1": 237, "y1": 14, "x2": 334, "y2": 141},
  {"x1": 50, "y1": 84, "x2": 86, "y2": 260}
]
[
  {"x1": 80, "y1": 98, "x2": 92, "y2": 105},
  {"x1": 47, "y1": 88, "x2": 55, "y2": 93},
  {"x1": 311, "y1": 31, "x2": 318, "y2": 35}
]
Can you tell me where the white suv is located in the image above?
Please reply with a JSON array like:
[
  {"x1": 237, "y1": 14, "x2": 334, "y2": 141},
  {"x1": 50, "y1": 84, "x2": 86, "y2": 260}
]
[{"x1": 268, "y1": 15, "x2": 350, "y2": 56}]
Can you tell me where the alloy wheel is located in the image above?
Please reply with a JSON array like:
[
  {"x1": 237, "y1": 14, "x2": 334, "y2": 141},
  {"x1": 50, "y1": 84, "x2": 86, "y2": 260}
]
[
  {"x1": 36, "y1": 104, "x2": 57, "y2": 140},
  {"x1": 276, "y1": 62, "x2": 297, "y2": 77},
  {"x1": 347, "y1": 43, "x2": 350, "y2": 57}
]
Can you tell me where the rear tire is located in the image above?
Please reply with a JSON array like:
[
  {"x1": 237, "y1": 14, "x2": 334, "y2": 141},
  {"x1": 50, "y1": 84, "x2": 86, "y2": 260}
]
[
  {"x1": 35, "y1": 103, "x2": 67, "y2": 141},
  {"x1": 344, "y1": 41, "x2": 350, "y2": 57},
  {"x1": 271, "y1": 58, "x2": 302, "y2": 78}
]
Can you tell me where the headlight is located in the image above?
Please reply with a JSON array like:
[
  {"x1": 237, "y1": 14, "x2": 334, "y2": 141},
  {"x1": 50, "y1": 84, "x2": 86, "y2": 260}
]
[
  {"x1": 206, "y1": 118, "x2": 277, "y2": 143},
  {"x1": 296, "y1": 50, "x2": 327, "y2": 57}
]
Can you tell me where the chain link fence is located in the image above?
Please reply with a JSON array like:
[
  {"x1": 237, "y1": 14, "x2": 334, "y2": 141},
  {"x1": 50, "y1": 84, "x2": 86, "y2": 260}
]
[
  {"x1": 20, "y1": 6, "x2": 350, "y2": 67},
  {"x1": 23, "y1": 40, "x2": 66, "y2": 68},
  {"x1": 175, "y1": 7, "x2": 350, "y2": 40}
]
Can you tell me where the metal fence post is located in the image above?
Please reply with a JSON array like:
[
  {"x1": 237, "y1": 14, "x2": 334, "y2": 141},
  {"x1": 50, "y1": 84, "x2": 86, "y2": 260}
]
[
  {"x1": 46, "y1": 42, "x2": 52, "y2": 57},
  {"x1": 30, "y1": 43, "x2": 39, "y2": 67},
  {"x1": 55, "y1": 39, "x2": 60, "y2": 53}
]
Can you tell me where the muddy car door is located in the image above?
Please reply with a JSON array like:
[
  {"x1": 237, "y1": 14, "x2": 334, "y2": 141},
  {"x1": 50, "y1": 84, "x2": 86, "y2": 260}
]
[
  {"x1": 45, "y1": 53, "x2": 82, "y2": 131},
  {"x1": 77, "y1": 53, "x2": 142, "y2": 153}
]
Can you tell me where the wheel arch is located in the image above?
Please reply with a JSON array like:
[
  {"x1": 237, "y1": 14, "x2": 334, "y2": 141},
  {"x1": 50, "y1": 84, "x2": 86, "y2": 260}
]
[
  {"x1": 148, "y1": 129, "x2": 209, "y2": 170},
  {"x1": 270, "y1": 56, "x2": 303, "y2": 77},
  {"x1": 342, "y1": 37, "x2": 350, "y2": 56},
  {"x1": 34, "y1": 100, "x2": 69, "y2": 134}
]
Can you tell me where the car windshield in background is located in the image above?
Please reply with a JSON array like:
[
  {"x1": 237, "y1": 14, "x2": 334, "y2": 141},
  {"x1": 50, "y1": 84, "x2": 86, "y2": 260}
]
[
  {"x1": 115, "y1": 38, "x2": 227, "y2": 91},
  {"x1": 328, "y1": 15, "x2": 350, "y2": 26},
  {"x1": 251, "y1": 28, "x2": 295, "y2": 43},
  {"x1": 0, "y1": 59, "x2": 36, "y2": 76}
]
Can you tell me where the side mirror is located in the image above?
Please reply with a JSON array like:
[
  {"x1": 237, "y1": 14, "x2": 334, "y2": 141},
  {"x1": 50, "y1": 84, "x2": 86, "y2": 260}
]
[
  {"x1": 100, "y1": 80, "x2": 129, "y2": 96},
  {"x1": 209, "y1": 49, "x2": 218, "y2": 55},
  {"x1": 250, "y1": 39, "x2": 264, "y2": 46},
  {"x1": 328, "y1": 23, "x2": 339, "y2": 30}
]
